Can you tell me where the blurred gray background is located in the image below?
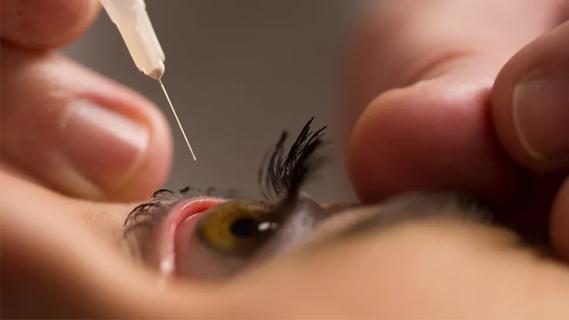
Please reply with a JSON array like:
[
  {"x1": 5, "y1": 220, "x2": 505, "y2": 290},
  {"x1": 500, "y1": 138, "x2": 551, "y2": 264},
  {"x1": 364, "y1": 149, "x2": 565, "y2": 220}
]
[{"x1": 64, "y1": 0, "x2": 369, "y2": 202}]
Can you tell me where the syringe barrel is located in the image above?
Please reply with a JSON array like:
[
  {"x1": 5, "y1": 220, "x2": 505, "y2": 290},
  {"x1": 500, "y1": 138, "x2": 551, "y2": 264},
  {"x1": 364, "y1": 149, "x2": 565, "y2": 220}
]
[{"x1": 100, "y1": 0, "x2": 165, "y2": 80}]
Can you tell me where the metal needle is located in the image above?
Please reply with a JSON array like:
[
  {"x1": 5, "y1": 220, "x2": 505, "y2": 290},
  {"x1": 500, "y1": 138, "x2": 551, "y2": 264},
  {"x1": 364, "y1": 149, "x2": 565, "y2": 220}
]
[{"x1": 159, "y1": 79, "x2": 197, "y2": 161}]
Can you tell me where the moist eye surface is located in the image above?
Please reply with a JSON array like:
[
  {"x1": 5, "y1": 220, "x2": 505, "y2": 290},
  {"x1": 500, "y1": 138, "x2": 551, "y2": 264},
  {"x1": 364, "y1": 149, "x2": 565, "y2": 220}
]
[
  {"x1": 197, "y1": 201, "x2": 281, "y2": 257},
  {"x1": 230, "y1": 217, "x2": 277, "y2": 237}
]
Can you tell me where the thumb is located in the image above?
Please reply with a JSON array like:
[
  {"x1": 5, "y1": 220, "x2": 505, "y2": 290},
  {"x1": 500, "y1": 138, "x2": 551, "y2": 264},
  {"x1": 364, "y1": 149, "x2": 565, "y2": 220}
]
[
  {"x1": 0, "y1": 45, "x2": 172, "y2": 201},
  {"x1": 492, "y1": 19, "x2": 569, "y2": 259},
  {"x1": 346, "y1": 0, "x2": 552, "y2": 206},
  {"x1": 492, "y1": 20, "x2": 569, "y2": 172}
]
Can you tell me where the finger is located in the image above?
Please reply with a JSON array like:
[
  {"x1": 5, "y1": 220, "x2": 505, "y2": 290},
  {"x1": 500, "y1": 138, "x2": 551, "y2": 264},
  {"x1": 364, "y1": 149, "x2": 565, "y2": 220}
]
[
  {"x1": 1, "y1": 44, "x2": 172, "y2": 201},
  {"x1": 0, "y1": 170, "x2": 129, "y2": 245},
  {"x1": 0, "y1": 170, "x2": 152, "y2": 317},
  {"x1": 346, "y1": 0, "x2": 558, "y2": 205},
  {"x1": 348, "y1": 72, "x2": 522, "y2": 207},
  {"x1": 492, "y1": 21, "x2": 569, "y2": 172},
  {"x1": 0, "y1": 0, "x2": 100, "y2": 49},
  {"x1": 551, "y1": 177, "x2": 569, "y2": 259}
]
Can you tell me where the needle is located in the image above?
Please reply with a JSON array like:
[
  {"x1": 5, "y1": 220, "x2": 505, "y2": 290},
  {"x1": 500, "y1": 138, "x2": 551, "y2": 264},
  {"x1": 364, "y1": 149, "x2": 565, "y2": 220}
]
[{"x1": 159, "y1": 79, "x2": 197, "y2": 161}]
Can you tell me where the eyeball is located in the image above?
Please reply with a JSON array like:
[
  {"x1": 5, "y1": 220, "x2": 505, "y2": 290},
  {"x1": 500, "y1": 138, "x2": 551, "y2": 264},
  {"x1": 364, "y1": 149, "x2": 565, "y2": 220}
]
[{"x1": 197, "y1": 201, "x2": 279, "y2": 257}]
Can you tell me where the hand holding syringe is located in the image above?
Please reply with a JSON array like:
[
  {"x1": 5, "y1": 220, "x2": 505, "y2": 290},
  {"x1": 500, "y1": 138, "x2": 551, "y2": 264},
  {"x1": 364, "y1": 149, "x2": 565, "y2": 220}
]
[{"x1": 100, "y1": 0, "x2": 197, "y2": 161}]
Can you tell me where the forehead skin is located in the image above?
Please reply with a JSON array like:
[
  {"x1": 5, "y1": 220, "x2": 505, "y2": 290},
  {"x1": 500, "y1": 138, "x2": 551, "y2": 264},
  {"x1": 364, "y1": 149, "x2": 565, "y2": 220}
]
[{"x1": 2, "y1": 176, "x2": 569, "y2": 318}]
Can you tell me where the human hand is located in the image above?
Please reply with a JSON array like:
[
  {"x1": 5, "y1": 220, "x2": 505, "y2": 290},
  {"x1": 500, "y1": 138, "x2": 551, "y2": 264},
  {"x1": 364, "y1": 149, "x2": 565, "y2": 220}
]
[
  {"x1": 1, "y1": 0, "x2": 172, "y2": 201},
  {"x1": 347, "y1": 0, "x2": 569, "y2": 258},
  {"x1": 3, "y1": 2, "x2": 569, "y2": 317}
]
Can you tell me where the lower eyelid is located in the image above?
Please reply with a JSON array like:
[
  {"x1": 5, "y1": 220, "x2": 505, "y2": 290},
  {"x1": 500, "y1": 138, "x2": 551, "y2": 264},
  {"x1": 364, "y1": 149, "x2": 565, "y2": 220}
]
[
  {"x1": 129, "y1": 194, "x2": 330, "y2": 279},
  {"x1": 152, "y1": 197, "x2": 227, "y2": 276},
  {"x1": 123, "y1": 197, "x2": 187, "y2": 265},
  {"x1": 174, "y1": 213, "x2": 244, "y2": 279}
]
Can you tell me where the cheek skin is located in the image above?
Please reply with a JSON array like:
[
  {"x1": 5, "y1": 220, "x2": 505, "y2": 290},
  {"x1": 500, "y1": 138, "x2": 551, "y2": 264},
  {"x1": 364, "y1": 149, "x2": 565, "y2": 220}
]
[
  {"x1": 8, "y1": 171, "x2": 567, "y2": 319},
  {"x1": 75, "y1": 201, "x2": 132, "y2": 247},
  {"x1": 195, "y1": 218, "x2": 569, "y2": 318}
]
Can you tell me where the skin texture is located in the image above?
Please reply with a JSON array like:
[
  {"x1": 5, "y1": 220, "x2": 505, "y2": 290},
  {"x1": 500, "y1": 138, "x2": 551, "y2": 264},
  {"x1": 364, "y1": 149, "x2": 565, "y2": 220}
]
[
  {"x1": 0, "y1": 0, "x2": 172, "y2": 201},
  {"x1": 1, "y1": 0, "x2": 569, "y2": 317},
  {"x1": 0, "y1": 0, "x2": 100, "y2": 48},
  {"x1": 346, "y1": 0, "x2": 569, "y2": 257},
  {"x1": 2, "y1": 171, "x2": 569, "y2": 318}
]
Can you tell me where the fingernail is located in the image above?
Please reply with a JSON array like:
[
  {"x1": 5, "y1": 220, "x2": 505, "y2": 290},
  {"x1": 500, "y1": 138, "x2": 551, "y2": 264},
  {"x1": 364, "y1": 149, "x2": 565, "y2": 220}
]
[
  {"x1": 513, "y1": 75, "x2": 569, "y2": 166},
  {"x1": 60, "y1": 100, "x2": 149, "y2": 195}
]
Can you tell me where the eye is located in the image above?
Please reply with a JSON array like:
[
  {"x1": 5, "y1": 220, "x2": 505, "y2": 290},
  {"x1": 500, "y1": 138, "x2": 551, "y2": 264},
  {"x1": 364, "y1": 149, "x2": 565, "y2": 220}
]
[
  {"x1": 125, "y1": 118, "x2": 328, "y2": 280},
  {"x1": 171, "y1": 200, "x2": 288, "y2": 279},
  {"x1": 197, "y1": 201, "x2": 279, "y2": 257}
]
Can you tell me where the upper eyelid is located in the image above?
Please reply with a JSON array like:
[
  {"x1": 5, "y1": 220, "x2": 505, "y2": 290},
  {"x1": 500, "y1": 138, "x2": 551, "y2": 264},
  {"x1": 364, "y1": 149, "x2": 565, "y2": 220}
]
[
  {"x1": 123, "y1": 118, "x2": 326, "y2": 264},
  {"x1": 124, "y1": 118, "x2": 326, "y2": 234}
]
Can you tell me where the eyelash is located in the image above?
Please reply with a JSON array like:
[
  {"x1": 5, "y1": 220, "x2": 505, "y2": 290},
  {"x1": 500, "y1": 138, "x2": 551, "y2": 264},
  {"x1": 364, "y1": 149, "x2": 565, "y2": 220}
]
[
  {"x1": 123, "y1": 118, "x2": 326, "y2": 239},
  {"x1": 260, "y1": 117, "x2": 326, "y2": 202}
]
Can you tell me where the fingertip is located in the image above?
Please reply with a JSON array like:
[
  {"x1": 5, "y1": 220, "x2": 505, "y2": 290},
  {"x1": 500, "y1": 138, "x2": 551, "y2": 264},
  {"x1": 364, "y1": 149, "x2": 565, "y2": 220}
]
[
  {"x1": 65, "y1": 83, "x2": 174, "y2": 202},
  {"x1": 348, "y1": 77, "x2": 520, "y2": 206},
  {"x1": 106, "y1": 95, "x2": 174, "y2": 202},
  {"x1": 1, "y1": 47, "x2": 172, "y2": 202},
  {"x1": 1, "y1": 0, "x2": 100, "y2": 49},
  {"x1": 492, "y1": 22, "x2": 569, "y2": 173},
  {"x1": 348, "y1": 88, "x2": 411, "y2": 202}
]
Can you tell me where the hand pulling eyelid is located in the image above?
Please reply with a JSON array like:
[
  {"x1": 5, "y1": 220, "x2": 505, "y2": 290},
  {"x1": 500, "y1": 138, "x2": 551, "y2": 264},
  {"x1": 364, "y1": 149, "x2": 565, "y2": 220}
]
[{"x1": 99, "y1": 0, "x2": 197, "y2": 161}]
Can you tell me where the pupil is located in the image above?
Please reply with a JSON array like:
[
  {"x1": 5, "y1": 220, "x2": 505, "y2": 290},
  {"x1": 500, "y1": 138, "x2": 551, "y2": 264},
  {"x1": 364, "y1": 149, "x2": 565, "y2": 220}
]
[{"x1": 230, "y1": 218, "x2": 271, "y2": 238}]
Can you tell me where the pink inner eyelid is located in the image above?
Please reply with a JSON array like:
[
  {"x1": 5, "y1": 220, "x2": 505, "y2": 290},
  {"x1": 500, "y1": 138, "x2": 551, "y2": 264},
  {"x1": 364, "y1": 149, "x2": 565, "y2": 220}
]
[{"x1": 154, "y1": 197, "x2": 227, "y2": 277}]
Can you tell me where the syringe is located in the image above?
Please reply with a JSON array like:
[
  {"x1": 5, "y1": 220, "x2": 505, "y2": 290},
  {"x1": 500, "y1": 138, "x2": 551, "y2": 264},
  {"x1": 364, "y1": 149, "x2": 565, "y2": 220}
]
[{"x1": 100, "y1": 0, "x2": 197, "y2": 161}]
